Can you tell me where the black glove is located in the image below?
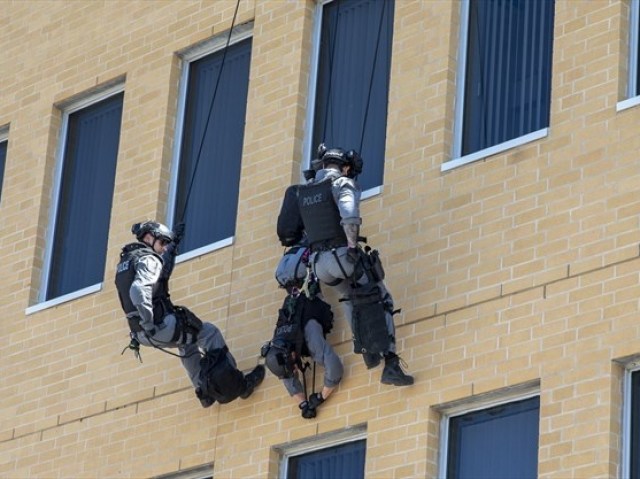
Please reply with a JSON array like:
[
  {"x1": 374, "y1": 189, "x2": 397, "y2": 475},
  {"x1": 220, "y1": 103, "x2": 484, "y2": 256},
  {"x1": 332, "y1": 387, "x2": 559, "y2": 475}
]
[
  {"x1": 308, "y1": 392, "x2": 325, "y2": 410},
  {"x1": 346, "y1": 247, "x2": 360, "y2": 264},
  {"x1": 173, "y1": 222, "x2": 186, "y2": 245},
  {"x1": 299, "y1": 400, "x2": 317, "y2": 419}
]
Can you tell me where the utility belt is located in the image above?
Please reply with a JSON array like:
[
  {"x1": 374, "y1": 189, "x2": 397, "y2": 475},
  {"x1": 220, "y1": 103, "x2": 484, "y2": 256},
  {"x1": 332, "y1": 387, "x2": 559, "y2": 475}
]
[
  {"x1": 310, "y1": 240, "x2": 348, "y2": 253},
  {"x1": 127, "y1": 305, "x2": 203, "y2": 344}
]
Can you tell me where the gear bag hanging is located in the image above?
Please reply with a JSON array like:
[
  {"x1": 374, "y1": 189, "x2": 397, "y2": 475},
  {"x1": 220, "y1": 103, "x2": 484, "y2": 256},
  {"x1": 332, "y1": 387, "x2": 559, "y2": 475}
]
[
  {"x1": 198, "y1": 346, "x2": 246, "y2": 404},
  {"x1": 349, "y1": 283, "x2": 390, "y2": 355}
]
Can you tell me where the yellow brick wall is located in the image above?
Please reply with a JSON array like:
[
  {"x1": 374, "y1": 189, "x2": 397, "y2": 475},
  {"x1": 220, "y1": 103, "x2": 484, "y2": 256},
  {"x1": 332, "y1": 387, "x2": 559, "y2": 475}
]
[{"x1": 1, "y1": 0, "x2": 639, "y2": 477}]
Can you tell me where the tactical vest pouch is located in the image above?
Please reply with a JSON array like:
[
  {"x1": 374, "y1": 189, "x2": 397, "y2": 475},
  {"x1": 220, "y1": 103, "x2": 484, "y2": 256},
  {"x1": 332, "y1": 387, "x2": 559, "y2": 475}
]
[
  {"x1": 277, "y1": 185, "x2": 305, "y2": 246},
  {"x1": 362, "y1": 248, "x2": 385, "y2": 283},
  {"x1": 350, "y1": 284, "x2": 390, "y2": 355},
  {"x1": 302, "y1": 296, "x2": 334, "y2": 336},
  {"x1": 174, "y1": 305, "x2": 203, "y2": 336},
  {"x1": 198, "y1": 346, "x2": 246, "y2": 404}
]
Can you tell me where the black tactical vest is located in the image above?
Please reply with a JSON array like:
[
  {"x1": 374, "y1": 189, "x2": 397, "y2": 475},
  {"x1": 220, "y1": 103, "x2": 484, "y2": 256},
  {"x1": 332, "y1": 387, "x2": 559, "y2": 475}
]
[
  {"x1": 114, "y1": 243, "x2": 163, "y2": 330},
  {"x1": 273, "y1": 294, "x2": 334, "y2": 358},
  {"x1": 298, "y1": 179, "x2": 347, "y2": 250}
]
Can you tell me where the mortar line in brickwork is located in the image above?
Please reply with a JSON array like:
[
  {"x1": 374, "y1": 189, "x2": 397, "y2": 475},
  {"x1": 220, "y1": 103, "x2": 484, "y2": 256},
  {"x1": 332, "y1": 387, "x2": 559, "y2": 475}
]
[
  {"x1": 394, "y1": 247, "x2": 640, "y2": 330},
  {"x1": 0, "y1": 386, "x2": 191, "y2": 445},
  {"x1": 3, "y1": 247, "x2": 640, "y2": 446}
]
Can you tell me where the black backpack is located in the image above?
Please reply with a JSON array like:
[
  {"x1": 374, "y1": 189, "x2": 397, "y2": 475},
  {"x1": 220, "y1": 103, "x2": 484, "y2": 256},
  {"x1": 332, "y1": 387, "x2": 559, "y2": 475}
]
[{"x1": 277, "y1": 185, "x2": 304, "y2": 246}]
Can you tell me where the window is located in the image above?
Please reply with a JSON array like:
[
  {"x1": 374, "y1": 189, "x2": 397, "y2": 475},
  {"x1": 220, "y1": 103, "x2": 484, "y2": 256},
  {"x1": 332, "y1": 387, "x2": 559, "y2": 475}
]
[
  {"x1": 436, "y1": 383, "x2": 540, "y2": 479},
  {"x1": 168, "y1": 28, "x2": 252, "y2": 258},
  {"x1": 306, "y1": 0, "x2": 395, "y2": 193},
  {"x1": 287, "y1": 440, "x2": 365, "y2": 479},
  {"x1": 622, "y1": 366, "x2": 640, "y2": 478},
  {"x1": 38, "y1": 85, "x2": 124, "y2": 306},
  {"x1": 0, "y1": 133, "x2": 7, "y2": 205},
  {"x1": 448, "y1": 0, "x2": 555, "y2": 170},
  {"x1": 629, "y1": 1, "x2": 640, "y2": 97},
  {"x1": 276, "y1": 425, "x2": 367, "y2": 479},
  {"x1": 618, "y1": 0, "x2": 640, "y2": 111}
]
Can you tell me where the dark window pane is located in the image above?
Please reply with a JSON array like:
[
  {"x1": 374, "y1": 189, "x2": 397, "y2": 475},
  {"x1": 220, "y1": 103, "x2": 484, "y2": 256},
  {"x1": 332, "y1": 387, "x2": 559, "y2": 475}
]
[
  {"x1": 47, "y1": 92, "x2": 123, "y2": 300},
  {"x1": 174, "y1": 37, "x2": 252, "y2": 253},
  {"x1": 447, "y1": 396, "x2": 540, "y2": 479},
  {"x1": 462, "y1": 0, "x2": 555, "y2": 156},
  {"x1": 0, "y1": 140, "x2": 6, "y2": 204},
  {"x1": 312, "y1": 0, "x2": 394, "y2": 191},
  {"x1": 288, "y1": 440, "x2": 366, "y2": 479}
]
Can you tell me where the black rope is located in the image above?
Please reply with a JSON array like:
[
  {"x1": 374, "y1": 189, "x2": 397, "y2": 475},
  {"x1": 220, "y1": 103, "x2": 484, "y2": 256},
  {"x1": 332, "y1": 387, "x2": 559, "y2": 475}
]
[
  {"x1": 144, "y1": 333, "x2": 201, "y2": 359},
  {"x1": 319, "y1": 0, "x2": 387, "y2": 164},
  {"x1": 300, "y1": 358, "x2": 311, "y2": 401},
  {"x1": 179, "y1": 0, "x2": 242, "y2": 223},
  {"x1": 358, "y1": 0, "x2": 387, "y2": 153}
]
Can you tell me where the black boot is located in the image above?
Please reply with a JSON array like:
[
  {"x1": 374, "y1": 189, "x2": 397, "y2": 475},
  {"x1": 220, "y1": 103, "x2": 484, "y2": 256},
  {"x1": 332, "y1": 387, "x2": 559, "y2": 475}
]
[
  {"x1": 195, "y1": 387, "x2": 216, "y2": 408},
  {"x1": 363, "y1": 352, "x2": 382, "y2": 369},
  {"x1": 381, "y1": 353, "x2": 414, "y2": 386},
  {"x1": 240, "y1": 364, "x2": 266, "y2": 399}
]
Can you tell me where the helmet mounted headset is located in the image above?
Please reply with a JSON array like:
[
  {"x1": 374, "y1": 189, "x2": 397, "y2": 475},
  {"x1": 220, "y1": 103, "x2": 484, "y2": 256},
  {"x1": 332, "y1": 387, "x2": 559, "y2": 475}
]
[
  {"x1": 131, "y1": 221, "x2": 174, "y2": 246},
  {"x1": 313, "y1": 143, "x2": 363, "y2": 178}
]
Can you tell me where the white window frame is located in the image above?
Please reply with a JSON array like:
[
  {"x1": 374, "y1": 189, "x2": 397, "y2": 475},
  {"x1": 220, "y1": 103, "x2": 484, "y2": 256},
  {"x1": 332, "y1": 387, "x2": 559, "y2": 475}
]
[
  {"x1": 27, "y1": 81, "x2": 124, "y2": 315},
  {"x1": 620, "y1": 357, "x2": 640, "y2": 479},
  {"x1": 302, "y1": 0, "x2": 383, "y2": 200},
  {"x1": 446, "y1": 0, "x2": 550, "y2": 172},
  {"x1": 168, "y1": 22, "x2": 253, "y2": 264},
  {"x1": 151, "y1": 463, "x2": 213, "y2": 479},
  {"x1": 274, "y1": 424, "x2": 367, "y2": 479},
  {"x1": 434, "y1": 380, "x2": 540, "y2": 478},
  {"x1": 617, "y1": 0, "x2": 640, "y2": 112}
]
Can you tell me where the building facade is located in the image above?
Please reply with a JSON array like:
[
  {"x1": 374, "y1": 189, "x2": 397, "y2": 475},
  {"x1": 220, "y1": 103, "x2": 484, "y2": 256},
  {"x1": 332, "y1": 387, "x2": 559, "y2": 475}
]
[{"x1": 1, "y1": 0, "x2": 640, "y2": 477}]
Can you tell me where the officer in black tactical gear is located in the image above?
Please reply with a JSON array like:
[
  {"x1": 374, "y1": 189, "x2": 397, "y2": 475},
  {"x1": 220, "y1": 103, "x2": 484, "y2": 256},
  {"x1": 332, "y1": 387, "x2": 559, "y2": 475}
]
[
  {"x1": 264, "y1": 245, "x2": 343, "y2": 419},
  {"x1": 297, "y1": 145, "x2": 414, "y2": 387},
  {"x1": 115, "y1": 220, "x2": 265, "y2": 407}
]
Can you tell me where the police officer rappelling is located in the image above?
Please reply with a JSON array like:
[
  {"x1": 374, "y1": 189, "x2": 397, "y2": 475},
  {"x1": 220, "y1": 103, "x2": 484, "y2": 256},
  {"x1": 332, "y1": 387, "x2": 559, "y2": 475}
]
[
  {"x1": 297, "y1": 145, "x2": 414, "y2": 386},
  {"x1": 263, "y1": 241, "x2": 343, "y2": 419},
  {"x1": 115, "y1": 221, "x2": 265, "y2": 407}
]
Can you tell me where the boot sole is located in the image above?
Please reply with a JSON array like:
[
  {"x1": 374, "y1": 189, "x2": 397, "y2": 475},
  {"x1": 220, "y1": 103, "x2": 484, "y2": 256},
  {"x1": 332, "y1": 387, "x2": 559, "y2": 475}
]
[{"x1": 381, "y1": 377, "x2": 414, "y2": 386}]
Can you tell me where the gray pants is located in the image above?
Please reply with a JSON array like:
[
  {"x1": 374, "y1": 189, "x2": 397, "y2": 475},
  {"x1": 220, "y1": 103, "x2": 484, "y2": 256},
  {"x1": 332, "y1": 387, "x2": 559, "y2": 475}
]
[
  {"x1": 312, "y1": 247, "x2": 396, "y2": 354},
  {"x1": 135, "y1": 315, "x2": 234, "y2": 388},
  {"x1": 282, "y1": 319, "x2": 343, "y2": 397}
]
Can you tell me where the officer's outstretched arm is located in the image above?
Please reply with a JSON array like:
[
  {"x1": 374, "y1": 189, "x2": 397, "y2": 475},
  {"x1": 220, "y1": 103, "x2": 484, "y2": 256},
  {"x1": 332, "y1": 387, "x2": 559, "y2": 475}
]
[{"x1": 342, "y1": 223, "x2": 360, "y2": 248}]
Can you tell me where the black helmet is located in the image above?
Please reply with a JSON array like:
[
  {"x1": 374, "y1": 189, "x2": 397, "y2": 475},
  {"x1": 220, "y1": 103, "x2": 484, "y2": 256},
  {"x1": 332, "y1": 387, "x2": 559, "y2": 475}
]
[
  {"x1": 322, "y1": 147, "x2": 348, "y2": 165},
  {"x1": 315, "y1": 143, "x2": 364, "y2": 177},
  {"x1": 131, "y1": 221, "x2": 174, "y2": 243},
  {"x1": 264, "y1": 341, "x2": 295, "y2": 379}
]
